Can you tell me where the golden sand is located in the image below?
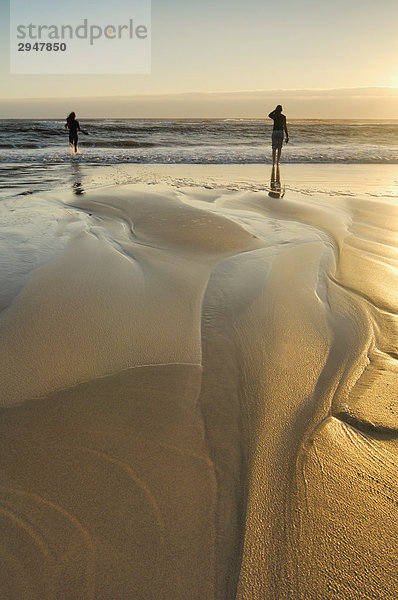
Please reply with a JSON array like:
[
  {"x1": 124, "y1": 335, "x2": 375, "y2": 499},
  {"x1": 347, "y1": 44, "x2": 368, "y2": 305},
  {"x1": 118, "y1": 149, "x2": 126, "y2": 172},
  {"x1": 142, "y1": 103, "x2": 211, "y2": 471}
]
[{"x1": 0, "y1": 172, "x2": 397, "y2": 599}]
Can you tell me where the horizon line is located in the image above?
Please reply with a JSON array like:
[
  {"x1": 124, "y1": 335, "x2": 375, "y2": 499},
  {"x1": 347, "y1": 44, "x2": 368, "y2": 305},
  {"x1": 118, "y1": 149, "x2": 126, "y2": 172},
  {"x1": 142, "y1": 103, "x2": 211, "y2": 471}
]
[{"x1": 2, "y1": 117, "x2": 398, "y2": 122}]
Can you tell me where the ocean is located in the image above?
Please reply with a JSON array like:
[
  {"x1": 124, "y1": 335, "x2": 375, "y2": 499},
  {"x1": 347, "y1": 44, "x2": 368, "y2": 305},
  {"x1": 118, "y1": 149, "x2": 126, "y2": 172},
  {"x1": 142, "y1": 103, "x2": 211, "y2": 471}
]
[
  {"x1": 1, "y1": 119, "x2": 398, "y2": 166},
  {"x1": 1, "y1": 118, "x2": 398, "y2": 199}
]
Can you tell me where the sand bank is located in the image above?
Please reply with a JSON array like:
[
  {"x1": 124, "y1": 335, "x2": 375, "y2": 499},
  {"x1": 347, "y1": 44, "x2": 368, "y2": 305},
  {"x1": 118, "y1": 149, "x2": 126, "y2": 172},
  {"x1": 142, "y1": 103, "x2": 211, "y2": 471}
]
[{"x1": 0, "y1": 167, "x2": 397, "y2": 599}]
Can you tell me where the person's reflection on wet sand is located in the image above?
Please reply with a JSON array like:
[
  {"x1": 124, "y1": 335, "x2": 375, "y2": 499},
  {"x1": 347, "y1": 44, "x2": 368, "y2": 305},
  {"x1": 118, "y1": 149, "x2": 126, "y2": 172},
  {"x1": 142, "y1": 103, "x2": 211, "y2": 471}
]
[
  {"x1": 70, "y1": 160, "x2": 84, "y2": 196},
  {"x1": 268, "y1": 165, "x2": 285, "y2": 198}
]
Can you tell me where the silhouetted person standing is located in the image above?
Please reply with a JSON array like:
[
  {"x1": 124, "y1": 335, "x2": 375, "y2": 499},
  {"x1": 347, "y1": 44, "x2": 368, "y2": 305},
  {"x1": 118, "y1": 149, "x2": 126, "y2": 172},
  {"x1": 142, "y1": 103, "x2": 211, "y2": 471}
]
[
  {"x1": 65, "y1": 112, "x2": 81, "y2": 153},
  {"x1": 268, "y1": 105, "x2": 289, "y2": 165}
]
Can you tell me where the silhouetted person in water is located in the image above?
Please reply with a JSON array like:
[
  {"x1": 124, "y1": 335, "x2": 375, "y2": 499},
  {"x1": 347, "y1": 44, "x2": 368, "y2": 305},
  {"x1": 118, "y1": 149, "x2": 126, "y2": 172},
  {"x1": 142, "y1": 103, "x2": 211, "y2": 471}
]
[
  {"x1": 268, "y1": 105, "x2": 289, "y2": 165},
  {"x1": 65, "y1": 112, "x2": 81, "y2": 153}
]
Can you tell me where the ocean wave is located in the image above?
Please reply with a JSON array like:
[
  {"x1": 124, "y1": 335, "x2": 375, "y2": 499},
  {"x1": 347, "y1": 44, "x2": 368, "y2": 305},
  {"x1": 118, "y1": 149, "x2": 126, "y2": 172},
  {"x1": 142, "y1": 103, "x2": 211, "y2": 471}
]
[
  {"x1": 1, "y1": 151, "x2": 398, "y2": 165},
  {"x1": 1, "y1": 118, "x2": 398, "y2": 165},
  {"x1": 81, "y1": 140, "x2": 157, "y2": 148},
  {"x1": 0, "y1": 143, "x2": 42, "y2": 149}
]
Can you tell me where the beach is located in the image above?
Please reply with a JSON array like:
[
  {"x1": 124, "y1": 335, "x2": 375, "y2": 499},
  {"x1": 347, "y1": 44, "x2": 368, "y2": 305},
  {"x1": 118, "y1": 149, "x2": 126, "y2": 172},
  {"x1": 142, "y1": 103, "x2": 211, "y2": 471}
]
[{"x1": 0, "y1": 158, "x2": 397, "y2": 599}]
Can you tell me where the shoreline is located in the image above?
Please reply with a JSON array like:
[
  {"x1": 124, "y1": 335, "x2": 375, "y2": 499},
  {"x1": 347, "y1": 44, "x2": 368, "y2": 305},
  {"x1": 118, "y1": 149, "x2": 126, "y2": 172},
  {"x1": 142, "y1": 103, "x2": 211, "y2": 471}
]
[{"x1": 1, "y1": 162, "x2": 398, "y2": 201}]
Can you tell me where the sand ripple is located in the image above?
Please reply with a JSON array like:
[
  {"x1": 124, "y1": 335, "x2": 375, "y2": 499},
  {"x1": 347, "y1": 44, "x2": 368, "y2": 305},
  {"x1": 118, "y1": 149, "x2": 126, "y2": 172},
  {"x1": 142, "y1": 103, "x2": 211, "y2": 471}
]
[{"x1": 0, "y1": 183, "x2": 396, "y2": 598}]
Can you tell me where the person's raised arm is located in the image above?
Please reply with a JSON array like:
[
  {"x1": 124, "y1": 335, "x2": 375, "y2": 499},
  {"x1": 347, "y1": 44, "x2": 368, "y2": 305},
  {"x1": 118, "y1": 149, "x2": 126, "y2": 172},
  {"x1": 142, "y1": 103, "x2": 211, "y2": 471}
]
[
  {"x1": 284, "y1": 116, "x2": 289, "y2": 143},
  {"x1": 268, "y1": 111, "x2": 275, "y2": 119}
]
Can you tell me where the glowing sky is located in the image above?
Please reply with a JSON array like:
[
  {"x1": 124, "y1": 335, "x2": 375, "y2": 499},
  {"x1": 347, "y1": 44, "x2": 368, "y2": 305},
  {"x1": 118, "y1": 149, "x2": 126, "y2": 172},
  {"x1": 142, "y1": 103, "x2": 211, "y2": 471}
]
[{"x1": 0, "y1": 0, "x2": 398, "y2": 116}]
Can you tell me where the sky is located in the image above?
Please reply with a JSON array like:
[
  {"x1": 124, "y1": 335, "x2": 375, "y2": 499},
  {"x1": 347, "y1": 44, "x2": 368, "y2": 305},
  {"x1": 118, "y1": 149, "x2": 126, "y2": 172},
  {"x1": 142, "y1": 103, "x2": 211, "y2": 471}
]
[{"x1": 1, "y1": 0, "x2": 398, "y2": 117}]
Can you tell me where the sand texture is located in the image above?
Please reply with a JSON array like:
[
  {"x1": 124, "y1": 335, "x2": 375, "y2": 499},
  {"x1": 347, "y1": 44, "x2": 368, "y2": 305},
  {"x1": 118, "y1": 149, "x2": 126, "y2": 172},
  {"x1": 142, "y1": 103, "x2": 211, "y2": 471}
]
[{"x1": 0, "y1": 178, "x2": 397, "y2": 599}]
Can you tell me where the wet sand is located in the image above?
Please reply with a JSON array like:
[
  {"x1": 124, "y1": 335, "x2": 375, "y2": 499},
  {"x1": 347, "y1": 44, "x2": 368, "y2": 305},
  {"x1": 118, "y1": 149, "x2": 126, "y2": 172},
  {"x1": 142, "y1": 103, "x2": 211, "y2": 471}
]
[{"x1": 0, "y1": 167, "x2": 397, "y2": 599}]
